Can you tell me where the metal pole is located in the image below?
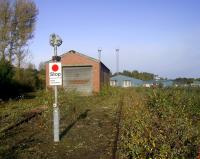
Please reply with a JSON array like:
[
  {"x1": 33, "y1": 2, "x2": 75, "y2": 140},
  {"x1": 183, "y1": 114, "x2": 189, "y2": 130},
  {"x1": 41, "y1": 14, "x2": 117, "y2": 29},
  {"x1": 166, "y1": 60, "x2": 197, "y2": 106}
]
[
  {"x1": 53, "y1": 45, "x2": 60, "y2": 142},
  {"x1": 98, "y1": 49, "x2": 102, "y2": 61},
  {"x1": 116, "y1": 49, "x2": 119, "y2": 75}
]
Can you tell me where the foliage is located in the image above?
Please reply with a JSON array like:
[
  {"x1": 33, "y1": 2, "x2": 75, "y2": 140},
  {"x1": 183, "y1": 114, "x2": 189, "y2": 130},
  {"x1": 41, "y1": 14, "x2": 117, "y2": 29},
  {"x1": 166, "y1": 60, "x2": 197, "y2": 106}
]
[
  {"x1": 0, "y1": 61, "x2": 45, "y2": 100},
  {"x1": 0, "y1": 0, "x2": 39, "y2": 100},
  {"x1": 14, "y1": 66, "x2": 36, "y2": 91},
  {"x1": 119, "y1": 88, "x2": 200, "y2": 159},
  {"x1": 99, "y1": 85, "x2": 121, "y2": 97},
  {"x1": 175, "y1": 78, "x2": 194, "y2": 84},
  {"x1": 12, "y1": 0, "x2": 38, "y2": 68},
  {"x1": 37, "y1": 62, "x2": 46, "y2": 89},
  {"x1": 0, "y1": 59, "x2": 13, "y2": 84},
  {"x1": 0, "y1": 59, "x2": 15, "y2": 99},
  {"x1": 0, "y1": 89, "x2": 119, "y2": 158},
  {"x1": 0, "y1": 0, "x2": 11, "y2": 60},
  {"x1": 0, "y1": 0, "x2": 38, "y2": 67},
  {"x1": 0, "y1": 88, "x2": 200, "y2": 158}
]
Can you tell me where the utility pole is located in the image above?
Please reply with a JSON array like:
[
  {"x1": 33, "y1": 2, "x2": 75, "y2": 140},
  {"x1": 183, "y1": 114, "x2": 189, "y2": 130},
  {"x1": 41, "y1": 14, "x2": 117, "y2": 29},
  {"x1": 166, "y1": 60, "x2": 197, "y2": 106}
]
[
  {"x1": 116, "y1": 48, "x2": 119, "y2": 75},
  {"x1": 49, "y1": 33, "x2": 62, "y2": 142},
  {"x1": 98, "y1": 48, "x2": 102, "y2": 61}
]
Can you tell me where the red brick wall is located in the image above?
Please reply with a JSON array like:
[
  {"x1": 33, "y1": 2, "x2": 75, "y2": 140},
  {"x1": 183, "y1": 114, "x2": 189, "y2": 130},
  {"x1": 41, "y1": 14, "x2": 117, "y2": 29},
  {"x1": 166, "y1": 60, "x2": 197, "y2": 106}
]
[{"x1": 46, "y1": 52, "x2": 101, "y2": 92}]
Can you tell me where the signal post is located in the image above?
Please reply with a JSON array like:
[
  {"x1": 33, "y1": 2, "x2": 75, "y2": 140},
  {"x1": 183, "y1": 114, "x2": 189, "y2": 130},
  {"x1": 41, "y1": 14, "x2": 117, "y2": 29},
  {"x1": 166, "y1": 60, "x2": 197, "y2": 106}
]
[{"x1": 49, "y1": 34, "x2": 62, "y2": 142}]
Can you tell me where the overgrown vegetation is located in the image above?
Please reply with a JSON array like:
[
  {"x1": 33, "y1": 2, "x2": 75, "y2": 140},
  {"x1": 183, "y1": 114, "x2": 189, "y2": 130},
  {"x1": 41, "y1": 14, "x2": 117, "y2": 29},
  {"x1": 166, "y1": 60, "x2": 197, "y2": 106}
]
[
  {"x1": 0, "y1": 0, "x2": 39, "y2": 100},
  {"x1": 0, "y1": 59, "x2": 45, "y2": 100},
  {"x1": 0, "y1": 88, "x2": 199, "y2": 158},
  {"x1": 119, "y1": 88, "x2": 200, "y2": 159},
  {"x1": 0, "y1": 90, "x2": 120, "y2": 158}
]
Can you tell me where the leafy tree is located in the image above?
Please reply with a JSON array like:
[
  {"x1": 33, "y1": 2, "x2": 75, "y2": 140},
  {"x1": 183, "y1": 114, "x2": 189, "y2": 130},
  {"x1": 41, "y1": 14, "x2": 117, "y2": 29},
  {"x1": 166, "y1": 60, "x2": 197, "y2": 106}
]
[
  {"x1": 175, "y1": 78, "x2": 194, "y2": 84},
  {"x1": 196, "y1": 78, "x2": 200, "y2": 81},
  {"x1": 0, "y1": 59, "x2": 13, "y2": 84},
  {"x1": 12, "y1": 0, "x2": 38, "y2": 69},
  {"x1": 0, "y1": 59, "x2": 14, "y2": 99},
  {"x1": 37, "y1": 62, "x2": 46, "y2": 89},
  {"x1": 0, "y1": 0, "x2": 38, "y2": 67},
  {"x1": 0, "y1": 0, "x2": 11, "y2": 60},
  {"x1": 117, "y1": 70, "x2": 155, "y2": 80}
]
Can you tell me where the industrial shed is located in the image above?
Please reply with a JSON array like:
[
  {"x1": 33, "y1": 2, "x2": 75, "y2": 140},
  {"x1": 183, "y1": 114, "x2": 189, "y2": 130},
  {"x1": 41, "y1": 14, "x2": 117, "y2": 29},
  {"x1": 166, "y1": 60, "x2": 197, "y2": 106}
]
[
  {"x1": 46, "y1": 50, "x2": 110, "y2": 94},
  {"x1": 110, "y1": 75, "x2": 143, "y2": 87}
]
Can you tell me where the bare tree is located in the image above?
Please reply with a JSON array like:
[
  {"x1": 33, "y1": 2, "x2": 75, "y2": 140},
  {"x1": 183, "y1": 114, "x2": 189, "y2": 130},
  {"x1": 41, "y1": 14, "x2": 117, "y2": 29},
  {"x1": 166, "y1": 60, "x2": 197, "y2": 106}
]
[{"x1": 0, "y1": 0, "x2": 11, "y2": 61}]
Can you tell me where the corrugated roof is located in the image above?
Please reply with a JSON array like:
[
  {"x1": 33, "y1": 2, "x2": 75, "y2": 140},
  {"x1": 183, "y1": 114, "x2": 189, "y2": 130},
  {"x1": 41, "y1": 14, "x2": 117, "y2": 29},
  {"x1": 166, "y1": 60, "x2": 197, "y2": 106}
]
[{"x1": 111, "y1": 75, "x2": 143, "y2": 85}]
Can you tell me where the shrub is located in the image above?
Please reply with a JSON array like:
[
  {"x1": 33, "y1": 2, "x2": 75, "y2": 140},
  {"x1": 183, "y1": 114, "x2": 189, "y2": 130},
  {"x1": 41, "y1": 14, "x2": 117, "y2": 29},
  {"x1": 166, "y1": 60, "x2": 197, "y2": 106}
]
[{"x1": 0, "y1": 59, "x2": 16, "y2": 99}]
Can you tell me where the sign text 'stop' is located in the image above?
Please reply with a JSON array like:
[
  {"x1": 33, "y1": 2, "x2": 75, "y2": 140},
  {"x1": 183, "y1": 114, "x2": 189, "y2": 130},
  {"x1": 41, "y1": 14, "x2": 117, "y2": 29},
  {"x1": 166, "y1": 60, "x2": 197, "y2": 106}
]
[{"x1": 49, "y1": 62, "x2": 62, "y2": 86}]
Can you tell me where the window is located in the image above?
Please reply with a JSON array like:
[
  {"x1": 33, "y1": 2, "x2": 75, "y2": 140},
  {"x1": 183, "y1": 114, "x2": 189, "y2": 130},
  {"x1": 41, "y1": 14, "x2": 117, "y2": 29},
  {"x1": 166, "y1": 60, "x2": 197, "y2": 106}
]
[
  {"x1": 110, "y1": 80, "x2": 117, "y2": 86},
  {"x1": 123, "y1": 80, "x2": 131, "y2": 87}
]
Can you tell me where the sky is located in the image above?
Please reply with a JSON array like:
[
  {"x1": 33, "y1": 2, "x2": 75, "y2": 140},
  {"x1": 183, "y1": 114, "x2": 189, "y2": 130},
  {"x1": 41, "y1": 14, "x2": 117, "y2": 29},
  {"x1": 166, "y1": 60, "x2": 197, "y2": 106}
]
[{"x1": 30, "y1": 0, "x2": 200, "y2": 79}]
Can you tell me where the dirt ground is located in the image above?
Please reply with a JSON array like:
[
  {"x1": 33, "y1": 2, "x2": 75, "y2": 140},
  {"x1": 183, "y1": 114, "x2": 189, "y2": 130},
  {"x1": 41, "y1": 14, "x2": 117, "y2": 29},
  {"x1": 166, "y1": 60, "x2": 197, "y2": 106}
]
[{"x1": 0, "y1": 92, "x2": 121, "y2": 159}]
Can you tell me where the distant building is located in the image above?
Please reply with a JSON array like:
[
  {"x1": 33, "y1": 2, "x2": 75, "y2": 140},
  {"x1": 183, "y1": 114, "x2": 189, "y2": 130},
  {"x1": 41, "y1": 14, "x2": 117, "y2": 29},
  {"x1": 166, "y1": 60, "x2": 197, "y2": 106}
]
[
  {"x1": 143, "y1": 83, "x2": 151, "y2": 88},
  {"x1": 191, "y1": 81, "x2": 200, "y2": 87},
  {"x1": 143, "y1": 80, "x2": 174, "y2": 88},
  {"x1": 46, "y1": 50, "x2": 110, "y2": 94},
  {"x1": 154, "y1": 75, "x2": 162, "y2": 80},
  {"x1": 143, "y1": 80, "x2": 155, "y2": 88},
  {"x1": 110, "y1": 74, "x2": 174, "y2": 88},
  {"x1": 110, "y1": 75, "x2": 143, "y2": 87}
]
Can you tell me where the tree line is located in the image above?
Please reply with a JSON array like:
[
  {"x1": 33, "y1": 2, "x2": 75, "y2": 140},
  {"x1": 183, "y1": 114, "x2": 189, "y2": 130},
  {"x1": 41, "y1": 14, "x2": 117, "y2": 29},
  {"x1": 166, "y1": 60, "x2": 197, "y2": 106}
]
[
  {"x1": 116, "y1": 70, "x2": 156, "y2": 80},
  {"x1": 0, "y1": 0, "x2": 44, "y2": 100}
]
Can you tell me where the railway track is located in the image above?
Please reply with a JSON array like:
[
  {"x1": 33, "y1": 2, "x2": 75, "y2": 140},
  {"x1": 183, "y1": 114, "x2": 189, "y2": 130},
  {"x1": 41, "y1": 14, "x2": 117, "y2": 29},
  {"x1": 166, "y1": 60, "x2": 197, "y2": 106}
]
[{"x1": 0, "y1": 106, "x2": 47, "y2": 133}]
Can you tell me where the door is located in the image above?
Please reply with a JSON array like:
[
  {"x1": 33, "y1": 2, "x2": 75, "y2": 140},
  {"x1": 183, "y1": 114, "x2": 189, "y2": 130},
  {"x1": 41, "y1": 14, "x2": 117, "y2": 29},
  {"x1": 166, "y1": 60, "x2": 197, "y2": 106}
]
[{"x1": 62, "y1": 66, "x2": 92, "y2": 94}]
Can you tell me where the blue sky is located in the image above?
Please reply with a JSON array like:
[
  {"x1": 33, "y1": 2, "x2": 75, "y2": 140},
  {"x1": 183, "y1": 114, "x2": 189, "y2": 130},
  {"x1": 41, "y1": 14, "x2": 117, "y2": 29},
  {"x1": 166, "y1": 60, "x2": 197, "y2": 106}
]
[{"x1": 30, "y1": 0, "x2": 200, "y2": 79}]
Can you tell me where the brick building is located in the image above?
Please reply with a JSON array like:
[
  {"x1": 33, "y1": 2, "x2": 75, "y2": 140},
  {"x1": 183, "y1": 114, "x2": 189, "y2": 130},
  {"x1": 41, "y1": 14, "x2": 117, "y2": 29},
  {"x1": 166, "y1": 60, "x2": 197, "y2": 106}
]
[{"x1": 46, "y1": 50, "x2": 110, "y2": 94}]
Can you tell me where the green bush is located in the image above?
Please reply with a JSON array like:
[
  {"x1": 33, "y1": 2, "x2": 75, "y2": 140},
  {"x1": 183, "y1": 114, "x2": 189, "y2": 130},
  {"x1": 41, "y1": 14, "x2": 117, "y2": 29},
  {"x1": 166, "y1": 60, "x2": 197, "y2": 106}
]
[
  {"x1": 0, "y1": 59, "x2": 16, "y2": 99},
  {"x1": 0, "y1": 60, "x2": 45, "y2": 100}
]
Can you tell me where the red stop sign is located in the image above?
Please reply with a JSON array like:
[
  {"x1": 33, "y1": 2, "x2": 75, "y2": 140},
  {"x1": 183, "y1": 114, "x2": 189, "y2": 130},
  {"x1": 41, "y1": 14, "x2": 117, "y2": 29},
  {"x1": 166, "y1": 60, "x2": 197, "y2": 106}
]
[{"x1": 52, "y1": 64, "x2": 59, "y2": 72}]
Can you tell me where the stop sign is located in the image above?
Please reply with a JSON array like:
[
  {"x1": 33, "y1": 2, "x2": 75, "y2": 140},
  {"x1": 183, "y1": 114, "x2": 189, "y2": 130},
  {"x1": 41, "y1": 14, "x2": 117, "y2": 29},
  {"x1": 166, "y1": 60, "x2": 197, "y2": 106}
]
[{"x1": 49, "y1": 62, "x2": 62, "y2": 85}]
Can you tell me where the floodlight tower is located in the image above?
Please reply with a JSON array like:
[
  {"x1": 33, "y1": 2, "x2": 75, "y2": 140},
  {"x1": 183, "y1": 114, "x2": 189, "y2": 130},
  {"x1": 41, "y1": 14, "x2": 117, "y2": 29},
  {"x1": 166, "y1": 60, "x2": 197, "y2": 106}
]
[
  {"x1": 49, "y1": 33, "x2": 62, "y2": 142},
  {"x1": 116, "y1": 48, "x2": 119, "y2": 75},
  {"x1": 98, "y1": 47, "x2": 102, "y2": 61}
]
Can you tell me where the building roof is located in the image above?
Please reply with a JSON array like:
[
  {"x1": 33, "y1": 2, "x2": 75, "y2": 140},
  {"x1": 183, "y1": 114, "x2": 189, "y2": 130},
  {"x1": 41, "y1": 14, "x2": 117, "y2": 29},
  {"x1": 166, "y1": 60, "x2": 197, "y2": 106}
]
[
  {"x1": 110, "y1": 75, "x2": 174, "y2": 87},
  {"x1": 61, "y1": 50, "x2": 99, "y2": 63},
  {"x1": 111, "y1": 74, "x2": 143, "y2": 85},
  {"x1": 46, "y1": 50, "x2": 110, "y2": 71}
]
